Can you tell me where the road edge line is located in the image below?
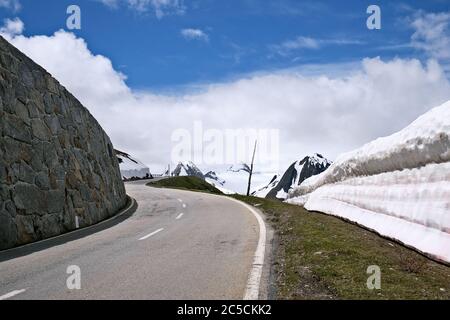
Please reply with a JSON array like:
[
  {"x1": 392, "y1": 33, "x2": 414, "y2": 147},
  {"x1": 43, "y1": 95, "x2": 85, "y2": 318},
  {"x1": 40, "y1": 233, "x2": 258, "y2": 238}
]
[{"x1": 226, "y1": 197, "x2": 267, "y2": 300}]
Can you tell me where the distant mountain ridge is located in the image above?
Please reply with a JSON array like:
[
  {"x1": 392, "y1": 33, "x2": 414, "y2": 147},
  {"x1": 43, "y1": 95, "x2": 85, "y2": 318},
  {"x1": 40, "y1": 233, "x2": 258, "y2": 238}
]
[
  {"x1": 205, "y1": 171, "x2": 225, "y2": 185},
  {"x1": 169, "y1": 161, "x2": 274, "y2": 195},
  {"x1": 171, "y1": 161, "x2": 204, "y2": 179}
]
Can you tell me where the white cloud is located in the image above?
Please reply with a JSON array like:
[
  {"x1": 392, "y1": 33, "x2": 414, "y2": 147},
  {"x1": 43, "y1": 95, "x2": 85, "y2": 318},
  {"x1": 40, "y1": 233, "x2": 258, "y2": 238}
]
[
  {"x1": 0, "y1": 0, "x2": 21, "y2": 12},
  {"x1": 410, "y1": 11, "x2": 450, "y2": 60},
  {"x1": 0, "y1": 17, "x2": 24, "y2": 37},
  {"x1": 180, "y1": 28, "x2": 208, "y2": 41},
  {"x1": 4, "y1": 29, "x2": 450, "y2": 174},
  {"x1": 273, "y1": 36, "x2": 364, "y2": 56},
  {"x1": 99, "y1": 0, "x2": 185, "y2": 18},
  {"x1": 279, "y1": 36, "x2": 320, "y2": 51}
]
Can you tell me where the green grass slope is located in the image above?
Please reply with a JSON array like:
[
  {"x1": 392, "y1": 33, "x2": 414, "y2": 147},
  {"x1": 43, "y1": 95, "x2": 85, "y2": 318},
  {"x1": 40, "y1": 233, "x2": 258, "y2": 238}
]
[{"x1": 147, "y1": 176, "x2": 223, "y2": 195}]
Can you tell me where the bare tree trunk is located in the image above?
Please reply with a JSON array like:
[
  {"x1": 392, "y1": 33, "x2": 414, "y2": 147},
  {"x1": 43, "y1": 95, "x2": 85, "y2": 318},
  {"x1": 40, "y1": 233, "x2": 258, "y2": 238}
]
[{"x1": 246, "y1": 140, "x2": 257, "y2": 196}]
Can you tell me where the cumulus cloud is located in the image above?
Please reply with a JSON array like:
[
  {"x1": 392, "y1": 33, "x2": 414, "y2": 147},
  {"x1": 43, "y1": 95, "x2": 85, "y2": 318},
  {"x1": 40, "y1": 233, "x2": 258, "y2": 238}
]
[
  {"x1": 3, "y1": 26, "x2": 450, "y2": 173},
  {"x1": 410, "y1": 11, "x2": 450, "y2": 61},
  {"x1": 0, "y1": 0, "x2": 21, "y2": 12},
  {"x1": 180, "y1": 28, "x2": 208, "y2": 41},
  {"x1": 0, "y1": 17, "x2": 23, "y2": 37},
  {"x1": 99, "y1": 0, "x2": 185, "y2": 18}
]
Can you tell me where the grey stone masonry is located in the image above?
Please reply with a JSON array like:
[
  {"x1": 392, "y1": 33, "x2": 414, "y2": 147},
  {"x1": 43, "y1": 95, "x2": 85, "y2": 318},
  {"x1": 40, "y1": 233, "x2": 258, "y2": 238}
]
[{"x1": 0, "y1": 36, "x2": 127, "y2": 250}]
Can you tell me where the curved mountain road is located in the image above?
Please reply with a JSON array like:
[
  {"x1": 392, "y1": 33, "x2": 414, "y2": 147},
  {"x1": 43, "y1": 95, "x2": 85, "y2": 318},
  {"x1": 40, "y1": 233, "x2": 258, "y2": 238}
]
[{"x1": 0, "y1": 180, "x2": 270, "y2": 300}]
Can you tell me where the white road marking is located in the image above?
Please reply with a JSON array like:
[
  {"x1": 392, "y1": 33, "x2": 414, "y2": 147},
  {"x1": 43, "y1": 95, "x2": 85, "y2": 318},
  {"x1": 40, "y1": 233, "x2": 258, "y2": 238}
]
[
  {"x1": 138, "y1": 228, "x2": 164, "y2": 241},
  {"x1": 176, "y1": 213, "x2": 184, "y2": 220},
  {"x1": 177, "y1": 199, "x2": 183, "y2": 203},
  {"x1": 226, "y1": 198, "x2": 267, "y2": 300},
  {"x1": 182, "y1": 203, "x2": 187, "y2": 208},
  {"x1": 0, "y1": 289, "x2": 27, "y2": 300}
]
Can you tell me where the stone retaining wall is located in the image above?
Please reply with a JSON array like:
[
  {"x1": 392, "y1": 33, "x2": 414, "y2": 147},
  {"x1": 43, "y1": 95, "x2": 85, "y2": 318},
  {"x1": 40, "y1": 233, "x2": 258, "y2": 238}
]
[{"x1": 0, "y1": 36, "x2": 127, "y2": 250}]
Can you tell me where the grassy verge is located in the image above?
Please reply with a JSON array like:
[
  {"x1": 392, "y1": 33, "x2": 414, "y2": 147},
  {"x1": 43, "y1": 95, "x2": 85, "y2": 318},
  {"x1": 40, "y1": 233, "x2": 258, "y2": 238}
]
[
  {"x1": 232, "y1": 194, "x2": 450, "y2": 300},
  {"x1": 147, "y1": 176, "x2": 223, "y2": 195}
]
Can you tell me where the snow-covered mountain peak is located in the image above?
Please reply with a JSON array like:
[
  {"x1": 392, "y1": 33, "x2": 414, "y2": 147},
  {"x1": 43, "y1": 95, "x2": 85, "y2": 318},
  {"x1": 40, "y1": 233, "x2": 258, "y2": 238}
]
[
  {"x1": 304, "y1": 153, "x2": 332, "y2": 167},
  {"x1": 172, "y1": 161, "x2": 204, "y2": 178},
  {"x1": 254, "y1": 153, "x2": 332, "y2": 200}
]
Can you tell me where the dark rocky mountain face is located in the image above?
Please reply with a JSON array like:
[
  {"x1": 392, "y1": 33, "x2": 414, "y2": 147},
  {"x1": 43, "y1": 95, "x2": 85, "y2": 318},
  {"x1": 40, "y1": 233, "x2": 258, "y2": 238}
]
[
  {"x1": 171, "y1": 161, "x2": 204, "y2": 179},
  {"x1": 266, "y1": 154, "x2": 331, "y2": 200},
  {"x1": 0, "y1": 36, "x2": 126, "y2": 250}
]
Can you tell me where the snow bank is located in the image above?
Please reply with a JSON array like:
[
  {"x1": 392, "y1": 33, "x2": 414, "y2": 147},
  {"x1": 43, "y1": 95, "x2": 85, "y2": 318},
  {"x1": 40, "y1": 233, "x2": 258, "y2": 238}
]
[
  {"x1": 287, "y1": 100, "x2": 450, "y2": 263},
  {"x1": 291, "y1": 101, "x2": 450, "y2": 196}
]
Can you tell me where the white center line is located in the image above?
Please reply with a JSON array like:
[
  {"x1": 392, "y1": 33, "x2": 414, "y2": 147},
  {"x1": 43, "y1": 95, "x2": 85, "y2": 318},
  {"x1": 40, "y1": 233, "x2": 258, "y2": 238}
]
[
  {"x1": 138, "y1": 228, "x2": 164, "y2": 241},
  {"x1": 177, "y1": 199, "x2": 183, "y2": 203},
  {"x1": 182, "y1": 203, "x2": 187, "y2": 208},
  {"x1": 0, "y1": 289, "x2": 27, "y2": 300},
  {"x1": 176, "y1": 213, "x2": 184, "y2": 220}
]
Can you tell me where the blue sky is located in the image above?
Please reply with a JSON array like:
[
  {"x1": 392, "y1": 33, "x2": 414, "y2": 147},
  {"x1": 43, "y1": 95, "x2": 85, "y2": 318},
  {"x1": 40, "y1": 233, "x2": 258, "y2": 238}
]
[{"x1": 1, "y1": 0, "x2": 449, "y2": 90}]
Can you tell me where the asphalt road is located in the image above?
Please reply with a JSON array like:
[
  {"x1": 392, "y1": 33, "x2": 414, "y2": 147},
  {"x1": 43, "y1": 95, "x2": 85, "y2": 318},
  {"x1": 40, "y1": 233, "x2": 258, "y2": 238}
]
[{"x1": 0, "y1": 179, "x2": 267, "y2": 300}]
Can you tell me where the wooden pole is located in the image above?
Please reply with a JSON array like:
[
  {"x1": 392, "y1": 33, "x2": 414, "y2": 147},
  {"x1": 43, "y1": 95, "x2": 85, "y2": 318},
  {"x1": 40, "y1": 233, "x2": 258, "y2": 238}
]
[{"x1": 246, "y1": 140, "x2": 257, "y2": 196}]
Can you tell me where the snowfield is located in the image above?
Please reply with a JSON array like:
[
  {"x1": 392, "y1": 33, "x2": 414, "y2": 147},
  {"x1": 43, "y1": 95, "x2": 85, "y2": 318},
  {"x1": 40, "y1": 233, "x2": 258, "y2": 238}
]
[
  {"x1": 287, "y1": 100, "x2": 450, "y2": 263},
  {"x1": 252, "y1": 174, "x2": 280, "y2": 198},
  {"x1": 205, "y1": 163, "x2": 278, "y2": 195},
  {"x1": 208, "y1": 170, "x2": 278, "y2": 195}
]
